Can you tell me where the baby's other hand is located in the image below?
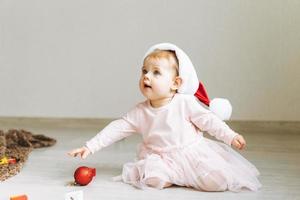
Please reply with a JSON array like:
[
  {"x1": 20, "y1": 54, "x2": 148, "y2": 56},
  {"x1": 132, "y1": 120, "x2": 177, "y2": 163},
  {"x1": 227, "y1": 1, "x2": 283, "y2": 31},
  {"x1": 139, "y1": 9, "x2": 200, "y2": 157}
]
[
  {"x1": 231, "y1": 134, "x2": 246, "y2": 150},
  {"x1": 68, "y1": 146, "x2": 91, "y2": 159}
]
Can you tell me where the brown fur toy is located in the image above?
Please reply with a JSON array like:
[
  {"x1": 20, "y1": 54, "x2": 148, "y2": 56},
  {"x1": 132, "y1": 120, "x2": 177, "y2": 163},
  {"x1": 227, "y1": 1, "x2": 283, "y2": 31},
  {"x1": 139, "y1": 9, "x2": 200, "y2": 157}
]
[{"x1": 0, "y1": 129, "x2": 56, "y2": 181}]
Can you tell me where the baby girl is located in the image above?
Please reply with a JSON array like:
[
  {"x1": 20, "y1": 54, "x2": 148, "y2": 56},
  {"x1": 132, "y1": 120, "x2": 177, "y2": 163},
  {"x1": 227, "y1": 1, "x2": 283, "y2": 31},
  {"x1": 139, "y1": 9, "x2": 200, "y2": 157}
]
[{"x1": 69, "y1": 43, "x2": 261, "y2": 192}]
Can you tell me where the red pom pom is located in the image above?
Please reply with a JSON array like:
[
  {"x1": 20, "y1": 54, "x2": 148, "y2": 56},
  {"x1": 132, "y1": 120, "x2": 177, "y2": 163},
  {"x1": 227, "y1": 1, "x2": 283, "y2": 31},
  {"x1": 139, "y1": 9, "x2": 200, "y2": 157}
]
[{"x1": 74, "y1": 166, "x2": 96, "y2": 186}]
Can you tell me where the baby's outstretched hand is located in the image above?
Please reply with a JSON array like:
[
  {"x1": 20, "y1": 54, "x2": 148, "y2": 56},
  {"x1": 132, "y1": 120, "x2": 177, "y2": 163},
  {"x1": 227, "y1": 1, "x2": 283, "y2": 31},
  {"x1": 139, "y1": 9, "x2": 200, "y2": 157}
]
[
  {"x1": 68, "y1": 146, "x2": 91, "y2": 159},
  {"x1": 231, "y1": 134, "x2": 246, "y2": 150}
]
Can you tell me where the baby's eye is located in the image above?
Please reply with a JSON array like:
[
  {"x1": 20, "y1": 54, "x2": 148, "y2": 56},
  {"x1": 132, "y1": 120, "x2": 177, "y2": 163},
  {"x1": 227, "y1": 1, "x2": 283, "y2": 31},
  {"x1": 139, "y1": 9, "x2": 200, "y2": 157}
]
[
  {"x1": 153, "y1": 70, "x2": 161, "y2": 75},
  {"x1": 142, "y1": 69, "x2": 148, "y2": 74}
]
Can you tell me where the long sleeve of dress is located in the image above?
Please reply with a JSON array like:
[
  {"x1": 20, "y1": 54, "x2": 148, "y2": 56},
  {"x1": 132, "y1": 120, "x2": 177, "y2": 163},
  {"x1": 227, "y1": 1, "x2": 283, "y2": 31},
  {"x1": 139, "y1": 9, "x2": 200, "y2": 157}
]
[
  {"x1": 186, "y1": 96, "x2": 238, "y2": 146},
  {"x1": 85, "y1": 105, "x2": 140, "y2": 154}
]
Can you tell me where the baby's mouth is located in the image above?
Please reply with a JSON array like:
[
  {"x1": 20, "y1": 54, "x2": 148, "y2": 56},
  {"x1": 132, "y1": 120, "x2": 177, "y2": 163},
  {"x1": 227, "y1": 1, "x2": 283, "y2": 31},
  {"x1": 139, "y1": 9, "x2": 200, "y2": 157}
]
[{"x1": 144, "y1": 83, "x2": 152, "y2": 89}]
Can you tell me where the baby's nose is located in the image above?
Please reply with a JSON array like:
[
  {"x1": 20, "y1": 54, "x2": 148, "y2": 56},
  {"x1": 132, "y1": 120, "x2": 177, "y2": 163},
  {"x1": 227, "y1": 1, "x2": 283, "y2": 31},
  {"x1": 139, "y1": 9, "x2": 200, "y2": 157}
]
[{"x1": 144, "y1": 73, "x2": 150, "y2": 80}]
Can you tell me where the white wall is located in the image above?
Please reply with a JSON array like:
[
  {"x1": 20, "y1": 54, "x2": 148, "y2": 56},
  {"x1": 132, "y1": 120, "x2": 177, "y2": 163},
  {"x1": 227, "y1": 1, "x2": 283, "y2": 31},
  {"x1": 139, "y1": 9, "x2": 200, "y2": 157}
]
[{"x1": 0, "y1": 0, "x2": 299, "y2": 121}]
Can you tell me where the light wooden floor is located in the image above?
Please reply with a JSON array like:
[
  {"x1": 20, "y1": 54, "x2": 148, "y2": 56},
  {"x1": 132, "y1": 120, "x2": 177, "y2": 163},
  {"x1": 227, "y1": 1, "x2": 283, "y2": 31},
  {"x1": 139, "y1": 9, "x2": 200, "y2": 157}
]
[{"x1": 0, "y1": 118, "x2": 299, "y2": 200}]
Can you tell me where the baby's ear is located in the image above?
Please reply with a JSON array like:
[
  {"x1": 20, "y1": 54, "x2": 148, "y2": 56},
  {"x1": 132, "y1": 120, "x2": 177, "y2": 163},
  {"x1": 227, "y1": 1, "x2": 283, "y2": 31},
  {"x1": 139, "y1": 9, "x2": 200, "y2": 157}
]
[{"x1": 171, "y1": 76, "x2": 182, "y2": 91}]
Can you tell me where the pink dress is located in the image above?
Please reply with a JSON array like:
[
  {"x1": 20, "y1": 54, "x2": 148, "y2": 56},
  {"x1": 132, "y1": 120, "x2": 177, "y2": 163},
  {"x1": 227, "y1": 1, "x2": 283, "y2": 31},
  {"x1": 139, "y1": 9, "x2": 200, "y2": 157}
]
[{"x1": 86, "y1": 94, "x2": 262, "y2": 192}]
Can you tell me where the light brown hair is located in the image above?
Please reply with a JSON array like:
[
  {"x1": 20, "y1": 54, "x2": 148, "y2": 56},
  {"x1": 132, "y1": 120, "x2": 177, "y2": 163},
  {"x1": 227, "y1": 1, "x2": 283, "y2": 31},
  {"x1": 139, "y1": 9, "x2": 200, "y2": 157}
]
[{"x1": 144, "y1": 50, "x2": 179, "y2": 76}]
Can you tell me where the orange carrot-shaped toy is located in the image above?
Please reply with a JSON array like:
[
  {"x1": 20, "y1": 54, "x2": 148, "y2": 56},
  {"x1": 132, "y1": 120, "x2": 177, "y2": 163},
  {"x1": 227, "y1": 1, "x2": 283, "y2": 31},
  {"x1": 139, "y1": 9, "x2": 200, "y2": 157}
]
[{"x1": 10, "y1": 194, "x2": 28, "y2": 200}]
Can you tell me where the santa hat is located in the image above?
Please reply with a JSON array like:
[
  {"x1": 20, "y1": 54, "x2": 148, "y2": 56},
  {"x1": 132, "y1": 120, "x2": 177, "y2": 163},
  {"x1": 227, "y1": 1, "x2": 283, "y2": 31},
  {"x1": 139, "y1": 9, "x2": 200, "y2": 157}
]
[{"x1": 143, "y1": 43, "x2": 232, "y2": 120}]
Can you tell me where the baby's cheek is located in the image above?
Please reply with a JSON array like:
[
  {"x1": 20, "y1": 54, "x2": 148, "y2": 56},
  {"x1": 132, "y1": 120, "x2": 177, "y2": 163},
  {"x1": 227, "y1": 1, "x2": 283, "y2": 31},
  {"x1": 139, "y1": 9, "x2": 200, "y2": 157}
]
[
  {"x1": 153, "y1": 87, "x2": 163, "y2": 95},
  {"x1": 156, "y1": 83, "x2": 171, "y2": 94}
]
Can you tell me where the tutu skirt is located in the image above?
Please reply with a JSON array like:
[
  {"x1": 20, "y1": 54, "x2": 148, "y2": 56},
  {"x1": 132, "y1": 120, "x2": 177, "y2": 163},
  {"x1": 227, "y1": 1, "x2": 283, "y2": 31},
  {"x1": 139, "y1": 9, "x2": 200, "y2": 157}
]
[{"x1": 121, "y1": 137, "x2": 262, "y2": 192}]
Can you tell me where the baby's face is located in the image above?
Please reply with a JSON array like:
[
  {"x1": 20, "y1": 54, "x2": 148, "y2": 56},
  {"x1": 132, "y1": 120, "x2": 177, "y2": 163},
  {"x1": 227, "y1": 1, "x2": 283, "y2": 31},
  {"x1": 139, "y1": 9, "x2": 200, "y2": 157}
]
[{"x1": 139, "y1": 57, "x2": 177, "y2": 101}]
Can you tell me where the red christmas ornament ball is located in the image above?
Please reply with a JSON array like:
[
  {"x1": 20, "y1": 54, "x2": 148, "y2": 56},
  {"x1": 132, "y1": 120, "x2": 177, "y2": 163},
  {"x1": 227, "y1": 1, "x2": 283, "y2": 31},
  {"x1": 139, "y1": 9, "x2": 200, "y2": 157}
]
[{"x1": 74, "y1": 166, "x2": 96, "y2": 186}]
